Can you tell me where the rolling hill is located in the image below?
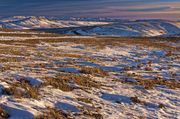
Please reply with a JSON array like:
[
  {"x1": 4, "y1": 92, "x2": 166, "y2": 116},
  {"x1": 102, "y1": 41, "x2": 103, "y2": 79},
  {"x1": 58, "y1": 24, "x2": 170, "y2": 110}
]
[{"x1": 0, "y1": 16, "x2": 180, "y2": 37}]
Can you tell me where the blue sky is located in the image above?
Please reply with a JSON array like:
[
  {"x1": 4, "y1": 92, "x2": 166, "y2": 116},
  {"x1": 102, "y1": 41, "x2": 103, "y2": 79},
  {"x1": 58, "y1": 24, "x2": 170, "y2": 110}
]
[{"x1": 0, "y1": 0, "x2": 179, "y2": 19}]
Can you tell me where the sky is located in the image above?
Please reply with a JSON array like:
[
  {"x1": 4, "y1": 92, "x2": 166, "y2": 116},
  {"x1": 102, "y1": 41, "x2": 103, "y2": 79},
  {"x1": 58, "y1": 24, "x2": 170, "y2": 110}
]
[{"x1": 0, "y1": 0, "x2": 180, "y2": 19}]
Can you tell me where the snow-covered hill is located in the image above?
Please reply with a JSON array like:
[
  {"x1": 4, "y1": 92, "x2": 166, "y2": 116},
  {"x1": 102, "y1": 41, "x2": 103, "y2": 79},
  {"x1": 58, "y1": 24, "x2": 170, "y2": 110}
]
[
  {"x1": 0, "y1": 16, "x2": 109, "y2": 29},
  {"x1": 0, "y1": 16, "x2": 180, "y2": 37},
  {"x1": 63, "y1": 20, "x2": 180, "y2": 37}
]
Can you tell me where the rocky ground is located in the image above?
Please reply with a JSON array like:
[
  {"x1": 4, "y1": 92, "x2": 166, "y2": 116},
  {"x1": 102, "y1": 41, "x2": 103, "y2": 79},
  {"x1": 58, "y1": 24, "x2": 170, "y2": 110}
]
[{"x1": 0, "y1": 29, "x2": 180, "y2": 119}]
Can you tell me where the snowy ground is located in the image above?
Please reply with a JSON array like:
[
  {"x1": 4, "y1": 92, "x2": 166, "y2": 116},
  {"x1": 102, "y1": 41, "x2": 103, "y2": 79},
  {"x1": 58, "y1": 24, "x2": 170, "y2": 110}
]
[{"x1": 0, "y1": 30, "x2": 179, "y2": 119}]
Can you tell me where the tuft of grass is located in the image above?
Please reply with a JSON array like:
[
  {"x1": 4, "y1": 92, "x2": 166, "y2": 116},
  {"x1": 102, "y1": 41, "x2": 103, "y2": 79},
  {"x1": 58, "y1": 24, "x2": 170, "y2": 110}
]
[
  {"x1": 44, "y1": 77, "x2": 74, "y2": 92},
  {"x1": 0, "y1": 57, "x2": 25, "y2": 63},
  {"x1": 0, "y1": 47, "x2": 30, "y2": 56},
  {"x1": 135, "y1": 78, "x2": 180, "y2": 89},
  {"x1": 3, "y1": 80, "x2": 40, "y2": 99},
  {"x1": 80, "y1": 67, "x2": 107, "y2": 77},
  {"x1": 53, "y1": 53, "x2": 83, "y2": 58},
  {"x1": 44, "y1": 73, "x2": 101, "y2": 91},
  {"x1": 76, "y1": 97, "x2": 93, "y2": 104},
  {"x1": 158, "y1": 103, "x2": 165, "y2": 109},
  {"x1": 35, "y1": 107, "x2": 70, "y2": 119},
  {"x1": 122, "y1": 75, "x2": 180, "y2": 90},
  {"x1": 165, "y1": 51, "x2": 173, "y2": 57},
  {"x1": 144, "y1": 66, "x2": 153, "y2": 71},
  {"x1": 80, "y1": 107, "x2": 103, "y2": 119},
  {"x1": 0, "y1": 65, "x2": 11, "y2": 72},
  {"x1": 130, "y1": 96, "x2": 142, "y2": 104},
  {"x1": 0, "y1": 107, "x2": 9, "y2": 119}
]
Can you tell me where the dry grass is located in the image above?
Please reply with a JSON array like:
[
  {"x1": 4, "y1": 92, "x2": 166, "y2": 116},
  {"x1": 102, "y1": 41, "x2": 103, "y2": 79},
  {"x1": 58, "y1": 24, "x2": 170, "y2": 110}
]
[
  {"x1": 80, "y1": 66, "x2": 107, "y2": 77},
  {"x1": 56, "y1": 73, "x2": 101, "y2": 89},
  {"x1": 79, "y1": 107, "x2": 103, "y2": 119},
  {"x1": 144, "y1": 66, "x2": 153, "y2": 71},
  {"x1": 165, "y1": 51, "x2": 173, "y2": 57},
  {"x1": 44, "y1": 73, "x2": 101, "y2": 91},
  {"x1": 0, "y1": 33, "x2": 59, "y2": 37},
  {"x1": 76, "y1": 97, "x2": 93, "y2": 104},
  {"x1": 4, "y1": 80, "x2": 40, "y2": 99},
  {"x1": 158, "y1": 103, "x2": 166, "y2": 108},
  {"x1": 121, "y1": 75, "x2": 180, "y2": 89},
  {"x1": 0, "y1": 65, "x2": 11, "y2": 72},
  {"x1": 53, "y1": 53, "x2": 83, "y2": 58},
  {"x1": 130, "y1": 96, "x2": 142, "y2": 104},
  {"x1": 43, "y1": 77, "x2": 74, "y2": 92},
  {"x1": 0, "y1": 107, "x2": 9, "y2": 119},
  {"x1": 0, "y1": 36, "x2": 179, "y2": 50},
  {"x1": 35, "y1": 107, "x2": 71, "y2": 119},
  {"x1": 0, "y1": 57, "x2": 25, "y2": 63},
  {"x1": 135, "y1": 78, "x2": 180, "y2": 89},
  {"x1": 0, "y1": 47, "x2": 30, "y2": 56}
]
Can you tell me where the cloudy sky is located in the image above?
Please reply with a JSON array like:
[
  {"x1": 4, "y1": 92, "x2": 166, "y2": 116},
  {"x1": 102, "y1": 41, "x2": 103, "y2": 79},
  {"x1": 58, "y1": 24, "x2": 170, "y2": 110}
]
[{"x1": 0, "y1": 0, "x2": 180, "y2": 19}]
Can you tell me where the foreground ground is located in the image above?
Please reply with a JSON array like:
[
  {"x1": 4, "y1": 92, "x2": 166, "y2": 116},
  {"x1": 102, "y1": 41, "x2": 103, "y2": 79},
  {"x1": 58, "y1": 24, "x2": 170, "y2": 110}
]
[{"x1": 0, "y1": 29, "x2": 180, "y2": 119}]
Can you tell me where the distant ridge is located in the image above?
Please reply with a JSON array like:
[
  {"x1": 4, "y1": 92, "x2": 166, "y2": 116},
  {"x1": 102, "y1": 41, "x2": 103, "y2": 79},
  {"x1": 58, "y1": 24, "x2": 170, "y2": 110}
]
[{"x1": 0, "y1": 16, "x2": 180, "y2": 37}]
